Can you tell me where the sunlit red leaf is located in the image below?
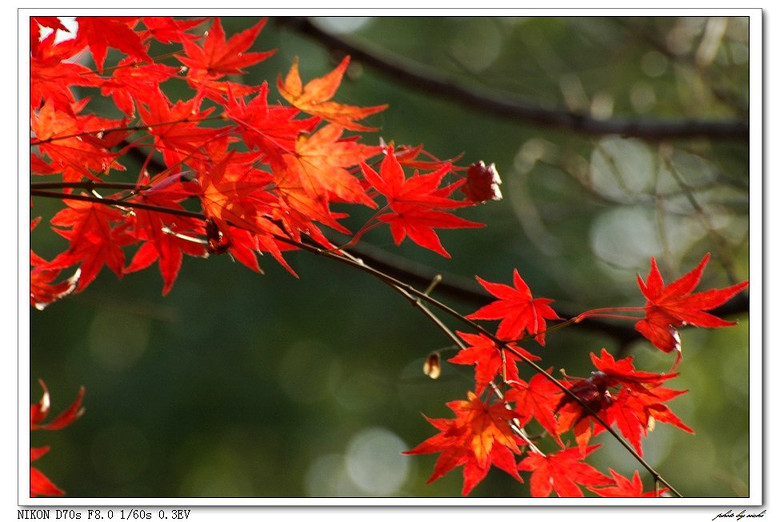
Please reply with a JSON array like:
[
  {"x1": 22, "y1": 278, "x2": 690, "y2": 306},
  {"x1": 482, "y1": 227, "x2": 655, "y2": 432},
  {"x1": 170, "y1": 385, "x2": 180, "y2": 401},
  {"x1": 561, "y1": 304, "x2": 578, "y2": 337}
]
[
  {"x1": 139, "y1": 17, "x2": 206, "y2": 44},
  {"x1": 224, "y1": 82, "x2": 319, "y2": 163},
  {"x1": 100, "y1": 57, "x2": 180, "y2": 116},
  {"x1": 43, "y1": 199, "x2": 135, "y2": 293},
  {"x1": 179, "y1": 18, "x2": 274, "y2": 81},
  {"x1": 449, "y1": 331, "x2": 539, "y2": 394},
  {"x1": 275, "y1": 124, "x2": 380, "y2": 208},
  {"x1": 590, "y1": 348, "x2": 678, "y2": 389},
  {"x1": 278, "y1": 56, "x2": 387, "y2": 132},
  {"x1": 32, "y1": 99, "x2": 128, "y2": 182},
  {"x1": 467, "y1": 269, "x2": 561, "y2": 345},
  {"x1": 505, "y1": 371, "x2": 563, "y2": 444},
  {"x1": 360, "y1": 148, "x2": 483, "y2": 257},
  {"x1": 517, "y1": 445, "x2": 611, "y2": 497},
  {"x1": 124, "y1": 180, "x2": 208, "y2": 295},
  {"x1": 404, "y1": 392, "x2": 524, "y2": 495},
  {"x1": 589, "y1": 469, "x2": 669, "y2": 497},
  {"x1": 75, "y1": 17, "x2": 151, "y2": 72},
  {"x1": 636, "y1": 254, "x2": 748, "y2": 355},
  {"x1": 137, "y1": 87, "x2": 222, "y2": 168}
]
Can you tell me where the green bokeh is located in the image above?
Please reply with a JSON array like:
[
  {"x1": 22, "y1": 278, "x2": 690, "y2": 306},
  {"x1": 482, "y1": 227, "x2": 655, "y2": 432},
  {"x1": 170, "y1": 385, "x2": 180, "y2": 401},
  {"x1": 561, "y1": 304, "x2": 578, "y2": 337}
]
[{"x1": 30, "y1": 16, "x2": 750, "y2": 498}]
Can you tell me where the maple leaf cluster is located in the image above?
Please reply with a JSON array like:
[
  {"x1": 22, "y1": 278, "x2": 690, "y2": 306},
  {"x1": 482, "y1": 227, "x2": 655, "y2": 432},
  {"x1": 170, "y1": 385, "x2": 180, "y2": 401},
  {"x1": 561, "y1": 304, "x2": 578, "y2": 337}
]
[
  {"x1": 29, "y1": 16, "x2": 749, "y2": 499},
  {"x1": 408, "y1": 262, "x2": 745, "y2": 496},
  {"x1": 30, "y1": 16, "x2": 487, "y2": 307}
]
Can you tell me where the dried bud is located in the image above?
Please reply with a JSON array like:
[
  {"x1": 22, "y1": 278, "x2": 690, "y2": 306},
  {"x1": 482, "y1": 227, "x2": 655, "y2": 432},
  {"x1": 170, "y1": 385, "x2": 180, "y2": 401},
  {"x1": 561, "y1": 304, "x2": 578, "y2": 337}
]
[
  {"x1": 205, "y1": 219, "x2": 230, "y2": 255},
  {"x1": 461, "y1": 161, "x2": 502, "y2": 203},
  {"x1": 557, "y1": 370, "x2": 613, "y2": 413},
  {"x1": 423, "y1": 352, "x2": 441, "y2": 379}
]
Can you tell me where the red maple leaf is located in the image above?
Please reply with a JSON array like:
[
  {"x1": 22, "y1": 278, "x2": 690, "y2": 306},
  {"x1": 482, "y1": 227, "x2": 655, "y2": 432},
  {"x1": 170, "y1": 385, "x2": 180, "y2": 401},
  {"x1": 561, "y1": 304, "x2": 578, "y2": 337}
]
[
  {"x1": 278, "y1": 56, "x2": 387, "y2": 132},
  {"x1": 404, "y1": 392, "x2": 524, "y2": 495},
  {"x1": 136, "y1": 87, "x2": 221, "y2": 168},
  {"x1": 449, "y1": 331, "x2": 539, "y2": 394},
  {"x1": 100, "y1": 57, "x2": 180, "y2": 117},
  {"x1": 43, "y1": 199, "x2": 135, "y2": 293},
  {"x1": 505, "y1": 371, "x2": 564, "y2": 445},
  {"x1": 32, "y1": 98, "x2": 128, "y2": 182},
  {"x1": 31, "y1": 17, "x2": 70, "y2": 57},
  {"x1": 75, "y1": 17, "x2": 151, "y2": 73},
  {"x1": 517, "y1": 445, "x2": 612, "y2": 497},
  {"x1": 139, "y1": 17, "x2": 206, "y2": 44},
  {"x1": 555, "y1": 349, "x2": 690, "y2": 455},
  {"x1": 588, "y1": 469, "x2": 669, "y2": 497},
  {"x1": 635, "y1": 253, "x2": 749, "y2": 357},
  {"x1": 178, "y1": 18, "x2": 275, "y2": 82},
  {"x1": 360, "y1": 148, "x2": 483, "y2": 257},
  {"x1": 274, "y1": 124, "x2": 380, "y2": 209},
  {"x1": 224, "y1": 82, "x2": 319, "y2": 164},
  {"x1": 590, "y1": 348, "x2": 679, "y2": 390},
  {"x1": 124, "y1": 176, "x2": 208, "y2": 295},
  {"x1": 30, "y1": 20, "x2": 96, "y2": 114},
  {"x1": 603, "y1": 386, "x2": 693, "y2": 456},
  {"x1": 467, "y1": 269, "x2": 561, "y2": 345},
  {"x1": 192, "y1": 145, "x2": 297, "y2": 275}
]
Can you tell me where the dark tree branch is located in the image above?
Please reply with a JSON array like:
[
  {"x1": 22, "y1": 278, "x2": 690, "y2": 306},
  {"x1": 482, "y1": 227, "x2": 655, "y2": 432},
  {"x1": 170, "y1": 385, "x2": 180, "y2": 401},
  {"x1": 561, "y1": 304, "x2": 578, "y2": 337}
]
[
  {"x1": 345, "y1": 241, "x2": 749, "y2": 352},
  {"x1": 33, "y1": 180, "x2": 748, "y2": 349},
  {"x1": 276, "y1": 17, "x2": 748, "y2": 142}
]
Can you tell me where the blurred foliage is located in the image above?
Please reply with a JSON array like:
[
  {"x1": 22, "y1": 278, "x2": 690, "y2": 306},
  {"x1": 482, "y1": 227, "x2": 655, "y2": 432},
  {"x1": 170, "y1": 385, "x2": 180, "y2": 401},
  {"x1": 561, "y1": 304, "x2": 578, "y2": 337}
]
[{"x1": 30, "y1": 16, "x2": 750, "y2": 498}]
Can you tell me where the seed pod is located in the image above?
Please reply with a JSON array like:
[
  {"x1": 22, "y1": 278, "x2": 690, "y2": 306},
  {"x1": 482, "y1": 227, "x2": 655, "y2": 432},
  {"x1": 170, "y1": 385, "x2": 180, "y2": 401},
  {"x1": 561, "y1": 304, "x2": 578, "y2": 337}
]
[
  {"x1": 461, "y1": 161, "x2": 502, "y2": 203},
  {"x1": 423, "y1": 352, "x2": 441, "y2": 380}
]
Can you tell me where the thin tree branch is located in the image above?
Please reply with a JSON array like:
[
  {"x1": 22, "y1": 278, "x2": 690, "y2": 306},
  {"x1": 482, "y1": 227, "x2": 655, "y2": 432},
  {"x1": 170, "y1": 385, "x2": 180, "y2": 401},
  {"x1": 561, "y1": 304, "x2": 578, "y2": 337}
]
[
  {"x1": 275, "y1": 17, "x2": 748, "y2": 142},
  {"x1": 344, "y1": 240, "x2": 749, "y2": 351},
  {"x1": 32, "y1": 182, "x2": 748, "y2": 347},
  {"x1": 30, "y1": 188, "x2": 697, "y2": 496}
]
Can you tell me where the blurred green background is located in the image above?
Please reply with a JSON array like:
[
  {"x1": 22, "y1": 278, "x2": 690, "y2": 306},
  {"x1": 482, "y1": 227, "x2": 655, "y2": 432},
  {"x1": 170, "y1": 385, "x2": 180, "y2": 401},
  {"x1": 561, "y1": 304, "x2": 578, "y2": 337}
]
[{"x1": 30, "y1": 16, "x2": 751, "y2": 498}]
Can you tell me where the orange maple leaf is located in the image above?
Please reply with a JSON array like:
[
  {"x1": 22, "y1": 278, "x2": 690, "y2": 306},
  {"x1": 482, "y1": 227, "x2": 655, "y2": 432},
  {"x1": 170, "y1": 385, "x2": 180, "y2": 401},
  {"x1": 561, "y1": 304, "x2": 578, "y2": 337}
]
[
  {"x1": 404, "y1": 392, "x2": 524, "y2": 495},
  {"x1": 277, "y1": 56, "x2": 387, "y2": 131}
]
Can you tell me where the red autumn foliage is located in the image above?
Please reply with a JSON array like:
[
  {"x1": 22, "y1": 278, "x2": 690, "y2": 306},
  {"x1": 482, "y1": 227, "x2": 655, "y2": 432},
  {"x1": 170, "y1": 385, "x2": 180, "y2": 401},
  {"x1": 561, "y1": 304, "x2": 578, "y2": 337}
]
[
  {"x1": 589, "y1": 469, "x2": 670, "y2": 497},
  {"x1": 467, "y1": 269, "x2": 561, "y2": 345},
  {"x1": 403, "y1": 392, "x2": 525, "y2": 496},
  {"x1": 555, "y1": 349, "x2": 692, "y2": 455},
  {"x1": 29, "y1": 16, "x2": 748, "y2": 498},
  {"x1": 449, "y1": 331, "x2": 539, "y2": 395},
  {"x1": 636, "y1": 253, "x2": 748, "y2": 356},
  {"x1": 517, "y1": 445, "x2": 612, "y2": 498},
  {"x1": 278, "y1": 56, "x2": 388, "y2": 132}
]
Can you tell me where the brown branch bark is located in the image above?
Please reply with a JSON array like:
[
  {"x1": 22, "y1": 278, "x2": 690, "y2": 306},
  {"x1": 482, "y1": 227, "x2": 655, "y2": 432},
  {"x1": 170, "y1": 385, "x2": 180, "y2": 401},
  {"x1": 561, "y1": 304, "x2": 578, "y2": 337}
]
[
  {"x1": 275, "y1": 17, "x2": 748, "y2": 142},
  {"x1": 32, "y1": 181, "x2": 748, "y2": 350},
  {"x1": 345, "y1": 240, "x2": 749, "y2": 353}
]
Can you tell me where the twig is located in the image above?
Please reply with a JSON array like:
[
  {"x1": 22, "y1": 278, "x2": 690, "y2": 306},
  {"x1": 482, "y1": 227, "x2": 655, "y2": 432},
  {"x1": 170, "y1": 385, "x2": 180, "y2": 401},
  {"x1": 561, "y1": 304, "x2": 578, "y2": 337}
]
[
  {"x1": 31, "y1": 187, "x2": 683, "y2": 496},
  {"x1": 31, "y1": 182, "x2": 748, "y2": 346}
]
